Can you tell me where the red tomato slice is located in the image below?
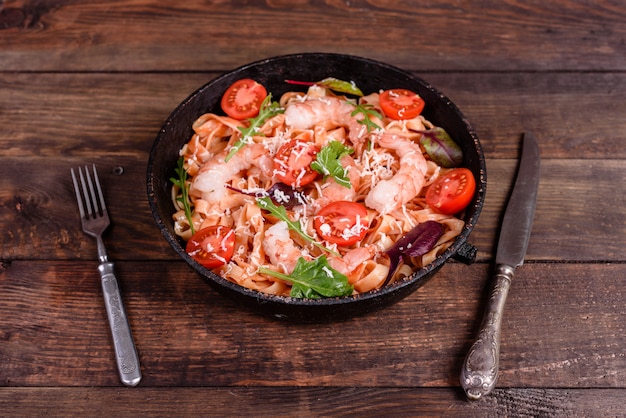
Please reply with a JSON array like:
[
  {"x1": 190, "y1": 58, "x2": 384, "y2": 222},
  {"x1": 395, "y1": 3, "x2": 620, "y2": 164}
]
[
  {"x1": 379, "y1": 89, "x2": 425, "y2": 120},
  {"x1": 220, "y1": 79, "x2": 267, "y2": 120},
  {"x1": 314, "y1": 201, "x2": 369, "y2": 246},
  {"x1": 273, "y1": 139, "x2": 320, "y2": 187},
  {"x1": 186, "y1": 225, "x2": 236, "y2": 268},
  {"x1": 425, "y1": 168, "x2": 476, "y2": 215}
]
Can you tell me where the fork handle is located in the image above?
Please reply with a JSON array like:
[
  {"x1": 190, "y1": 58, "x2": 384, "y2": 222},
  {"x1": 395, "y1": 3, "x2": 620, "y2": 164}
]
[{"x1": 98, "y1": 262, "x2": 142, "y2": 387}]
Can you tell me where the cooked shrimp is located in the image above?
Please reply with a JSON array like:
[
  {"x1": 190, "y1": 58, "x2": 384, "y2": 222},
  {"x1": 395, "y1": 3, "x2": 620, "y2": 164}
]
[
  {"x1": 364, "y1": 133, "x2": 427, "y2": 214},
  {"x1": 328, "y1": 245, "x2": 377, "y2": 277},
  {"x1": 284, "y1": 96, "x2": 369, "y2": 147},
  {"x1": 191, "y1": 143, "x2": 273, "y2": 203},
  {"x1": 285, "y1": 96, "x2": 352, "y2": 129},
  {"x1": 316, "y1": 154, "x2": 361, "y2": 207},
  {"x1": 262, "y1": 221, "x2": 305, "y2": 274}
]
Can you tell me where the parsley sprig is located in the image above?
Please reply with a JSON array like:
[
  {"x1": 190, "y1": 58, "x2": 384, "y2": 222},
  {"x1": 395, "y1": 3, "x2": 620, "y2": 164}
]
[
  {"x1": 259, "y1": 256, "x2": 353, "y2": 298},
  {"x1": 225, "y1": 94, "x2": 284, "y2": 162},
  {"x1": 351, "y1": 103, "x2": 383, "y2": 132},
  {"x1": 169, "y1": 156, "x2": 195, "y2": 234},
  {"x1": 311, "y1": 141, "x2": 355, "y2": 189},
  {"x1": 255, "y1": 196, "x2": 339, "y2": 256}
]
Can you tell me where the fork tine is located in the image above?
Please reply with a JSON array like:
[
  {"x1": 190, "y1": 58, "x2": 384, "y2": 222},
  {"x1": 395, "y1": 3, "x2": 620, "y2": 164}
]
[
  {"x1": 71, "y1": 167, "x2": 87, "y2": 220},
  {"x1": 91, "y1": 164, "x2": 107, "y2": 215},
  {"x1": 79, "y1": 166, "x2": 94, "y2": 219},
  {"x1": 84, "y1": 165, "x2": 100, "y2": 217}
]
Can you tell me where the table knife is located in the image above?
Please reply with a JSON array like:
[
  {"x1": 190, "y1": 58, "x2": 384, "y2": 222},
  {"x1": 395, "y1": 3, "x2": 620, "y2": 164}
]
[{"x1": 460, "y1": 132, "x2": 541, "y2": 401}]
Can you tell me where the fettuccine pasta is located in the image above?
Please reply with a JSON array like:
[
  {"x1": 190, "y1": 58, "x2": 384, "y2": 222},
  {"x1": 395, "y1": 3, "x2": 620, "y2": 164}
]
[{"x1": 172, "y1": 82, "x2": 468, "y2": 297}]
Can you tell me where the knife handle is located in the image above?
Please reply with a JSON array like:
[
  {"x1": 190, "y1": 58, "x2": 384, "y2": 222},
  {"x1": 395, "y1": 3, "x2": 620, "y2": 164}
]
[
  {"x1": 460, "y1": 264, "x2": 513, "y2": 401},
  {"x1": 98, "y1": 262, "x2": 142, "y2": 387}
]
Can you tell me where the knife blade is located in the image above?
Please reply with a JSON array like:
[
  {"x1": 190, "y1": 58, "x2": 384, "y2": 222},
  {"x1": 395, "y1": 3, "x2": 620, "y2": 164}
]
[{"x1": 460, "y1": 132, "x2": 541, "y2": 401}]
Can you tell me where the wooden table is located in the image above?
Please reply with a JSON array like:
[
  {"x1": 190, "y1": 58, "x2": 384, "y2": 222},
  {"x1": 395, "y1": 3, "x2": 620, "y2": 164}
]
[{"x1": 2, "y1": 1, "x2": 625, "y2": 416}]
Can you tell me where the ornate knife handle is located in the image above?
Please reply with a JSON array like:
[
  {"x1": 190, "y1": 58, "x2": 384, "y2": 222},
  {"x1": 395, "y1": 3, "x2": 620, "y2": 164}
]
[
  {"x1": 460, "y1": 264, "x2": 513, "y2": 401},
  {"x1": 98, "y1": 262, "x2": 142, "y2": 387}
]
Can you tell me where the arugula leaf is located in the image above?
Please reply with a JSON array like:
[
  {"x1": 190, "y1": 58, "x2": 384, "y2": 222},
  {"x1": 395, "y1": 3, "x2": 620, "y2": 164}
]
[
  {"x1": 351, "y1": 103, "x2": 383, "y2": 132},
  {"x1": 416, "y1": 127, "x2": 463, "y2": 168},
  {"x1": 259, "y1": 256, "x2": 353, "y2": 298},
  {"x1": 225, "y1": 94, "x2": 284, "y2": 162},
  {"x1": 285, "y1": 77, "x2": 364, "y2": 96},
  {"x1": 310, "y1": 141, "x2": 355, "y2": 189},
  {"x1": 255, "y1": 196, "x2": 339, "y2": 256},
  {"x1": 169, "y1": 156, "x2": 195, "y2": 235}
]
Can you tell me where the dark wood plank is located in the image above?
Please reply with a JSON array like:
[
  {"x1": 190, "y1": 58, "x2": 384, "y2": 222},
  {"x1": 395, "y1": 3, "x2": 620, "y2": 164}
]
[
  {"x1": 2, "y1": 72, "x2": 626, "y2": 160},
  {"x1": 2, "y1": 261, "x2": 625, "y2": 388},
  {"x1": 2, "y1": 156, "x2": 623, "y2": 262},
  {"x1": 0, "y1": 72, "x2": 197, "y2": 159},
  {"x1": 1, "y1": 1, "x2": 623, "y2": 415},
  {"x1": 1, "y1": 0, "x2": 625, "y2": 72},
  {"x1": 429, "y1": 72, "x2": 626, "y2": 160},
  {"x1": 1, "y1": 387, "x2": 624, "y2": 417},
  {"x1": 0, "y1": 156, "x2": 175, "y2": 261}
]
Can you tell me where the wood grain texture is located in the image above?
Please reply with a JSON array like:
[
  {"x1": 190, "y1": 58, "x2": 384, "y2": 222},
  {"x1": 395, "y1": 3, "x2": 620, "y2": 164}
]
[
  {"x1": 1, "y1": 387, "x2": 625, "y2": 417},
  {"x1": 1, "y1": 156, "x2": 623, "y2": 262},
  {"x1": 1, "y1": 0, "x2": 625, "y2": 72},
  {"x1": 2, "y1": 261, "x2": 625, "y2": 388},
  {"x1": 2, "y1": 0, "x2": 626, "y2": 415},
  {"x1": 2, "y1": 72, "x2": 625, "y2": 160}
]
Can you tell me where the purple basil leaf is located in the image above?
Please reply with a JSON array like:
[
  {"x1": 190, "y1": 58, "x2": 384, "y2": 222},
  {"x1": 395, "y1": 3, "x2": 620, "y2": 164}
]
[
  {"x1": 267, "y1": 182, "x2": 308, "y2": 209},
  {"x1": 417, "y1": 127, "x2": 463, "y2": 168},
  {"x1": 404, "y1": 221, "x2": 444, "y2": 257},
  {"x1": 384, "y1": 221, "x2": 445, "y2": 285}
]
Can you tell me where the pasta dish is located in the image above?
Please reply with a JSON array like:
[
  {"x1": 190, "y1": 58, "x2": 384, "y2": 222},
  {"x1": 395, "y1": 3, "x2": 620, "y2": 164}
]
[{"x1": 171, "y1": 78, "x2": 475, "y2": 298}]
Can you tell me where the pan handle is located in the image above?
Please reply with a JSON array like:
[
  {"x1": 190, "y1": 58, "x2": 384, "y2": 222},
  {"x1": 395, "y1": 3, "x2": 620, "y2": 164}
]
[{"x1": 453, "y1": 241, "x2": 477, "y2": 264}]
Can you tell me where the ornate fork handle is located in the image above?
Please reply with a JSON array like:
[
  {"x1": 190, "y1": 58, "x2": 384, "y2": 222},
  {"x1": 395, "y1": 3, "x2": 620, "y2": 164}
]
[
  {"x1": 98, "y1": 262, "x2": 142, "y2": 387},
  {"x1": 460, "y1": 264, "x2": 513, "y2": 400}
]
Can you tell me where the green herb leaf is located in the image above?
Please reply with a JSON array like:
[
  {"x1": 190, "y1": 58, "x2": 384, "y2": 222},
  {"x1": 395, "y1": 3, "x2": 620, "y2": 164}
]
[
  {"x1": 285, "y1": 78, "x2": 364, "y2": 96},
  {"x1": 351, "y1": 103, "x2": 383, "y2": 132},
  {"x1": 417, "y1": 127, "x2": 463, "y2": 168},
  {"x1": 225, "y1": 94, "x2": 284, "y2": 162},
  {"x1": 259, "y1": 256, "x2": 353, "y2": 298},
  {"x1": 255, "y1": 196, "x2": 339, "y2": 256},
  {"x1": 310, "y1": 141, "x2": 355, "y2": 188},
  {"x1": 169, "y1": 156, "x2": 195, "y2": 234},
  {"x1": 317, "y1": 78, "x2": 364, "y2": 96}
]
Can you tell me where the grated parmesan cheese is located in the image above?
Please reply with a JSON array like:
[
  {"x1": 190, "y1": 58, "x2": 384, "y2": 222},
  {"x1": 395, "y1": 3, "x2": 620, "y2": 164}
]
[{"x1": 322, "y1": 266, "x2": 335, "y2": 278}]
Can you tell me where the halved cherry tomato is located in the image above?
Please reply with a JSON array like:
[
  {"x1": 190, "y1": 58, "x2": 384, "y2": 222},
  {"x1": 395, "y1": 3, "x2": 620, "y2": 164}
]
[
  {"x1": 186, "y1": 225, "x2": 236, "y2": 268},
  {"x1": 220, "y1": 79, "x2": 267, "y2": 120},
  {"x1": 379, "y1": 89, "x2": 425, "y2": 120},
  {"x1": 273, "y1": 139, "x2": 320, "y2": 187},
  {"x1": 425, "y1": 168, "x2": 476, "y2": 215},
  {"x1": 314, "y1": 201, "x2": 369, "y2": 246}
]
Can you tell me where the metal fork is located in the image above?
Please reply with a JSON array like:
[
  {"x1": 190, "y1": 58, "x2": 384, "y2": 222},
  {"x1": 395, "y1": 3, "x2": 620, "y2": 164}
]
[{"x1": 71, "y1": 164, "x2": 142, "y2": 387}]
